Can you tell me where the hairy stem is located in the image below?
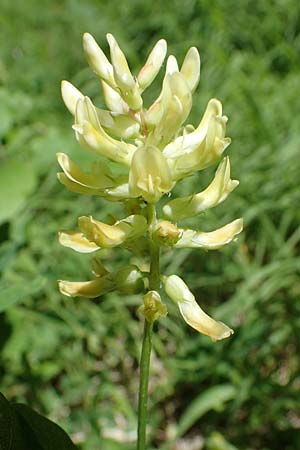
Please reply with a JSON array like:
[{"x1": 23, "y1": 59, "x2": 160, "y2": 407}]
[{"x1": 137, "y1": 203, "x2": 160, "y2": 450}]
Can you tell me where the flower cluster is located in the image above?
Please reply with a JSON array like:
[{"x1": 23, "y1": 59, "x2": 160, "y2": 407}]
[{"x1": 58, "y1": 33, "x2": 243, "y2": 341}]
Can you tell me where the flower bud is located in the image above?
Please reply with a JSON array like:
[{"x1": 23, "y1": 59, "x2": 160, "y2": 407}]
[
  {"x1": 163, "y1": 275, "x2": 233, "y2": 341},
  {"x1": 83, "y1": 33, "x2": 116, "y2": 88},
  {"x1": 114, "y1": 265, "x2": 144, "y2": 294},
  {"x1": 180, "y1": 47, "x2": 200, "y2": 93},
  {"x1": 137, "y1": 39, "x2": 167, "y2": 92},
  {"x1": 129, "y1": 145, "x2": 173, "y2": 203},
  {"x1": 153, "y1": 220, "x2": 181, "y2": 246},
  {"x1": 61, "y1": 80, "x2": 83, "y2": 116},
  {"x1": 107, "y1": 33, "x2": 142, "y2": 111},
  {"x1": 146, "y1": 72, "x2": 192, "y2": 147},
  {"x1": 166, "y1": 55, "x2": 179, "y2": 74},
  {"x1": 139, "y1": 291, "x2": 168, "y2": 323},
  {"x1": 101, "y1": 80, "x2": 129, "y2": 114}
]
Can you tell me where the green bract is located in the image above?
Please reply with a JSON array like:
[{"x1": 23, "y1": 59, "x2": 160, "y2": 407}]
[{"x1": 58, "y1": 33, "x2": 243, "y2": 340}]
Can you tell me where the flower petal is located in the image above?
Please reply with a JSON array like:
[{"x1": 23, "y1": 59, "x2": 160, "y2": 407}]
[
  {"x1": 78, "y1": 214, "x2": 147, "y2": 248},
  {"x1": 58, "y1": 230, "x2": 100, "y2": 253},
  {"x1": 175, "y1": 218, "x2": 243, "y2": 249},
  {"x1": 96, "y1": 109, "x2": 140, "y2": 140},
  {"x1": 57, "y1": 152, "x2": 114, "y2": 189},
  {"x1": 101, "y1": 80, "x2": 129, "y2": 114},
  {"x1": 103, "y1": 183, "x2": 130, "y2": 201},
  {"x1": 163, "y1": 274, "x2": 233, "y2": 341},
  {"x1": 58, "y1": 276, "x2": 114, "y2": 298},
  {"x1": 129, "y1": 145, "x2": 174, "y2": 203},
  {"x1": 57, "y1": 173, "x2": 102, "y2": 195},
  {"x1": 74, "y1": 98, "x2": 136, "y2": 165},
  {"x1": 163, "y1": 157, "x2": 239, "y2": 220},
  {"x1": 163, "y1": 98, "x2": 230, "y2": 178}
]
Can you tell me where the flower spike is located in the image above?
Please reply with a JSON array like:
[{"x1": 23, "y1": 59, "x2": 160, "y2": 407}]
[{"x1": 58, "y1": 33, "x2": 242, "y2": 346}]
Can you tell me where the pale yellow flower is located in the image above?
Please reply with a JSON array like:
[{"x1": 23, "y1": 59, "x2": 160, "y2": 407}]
[
  {"x1": 163, "y1": 157, "x2": 239, "y2": 221},
  {"x1": 58, "y1": 276, "x2": 114, "y2": 298},
  {"x1": 78, "y1": 214, "x2": 147, "y2": 248},
  {"x1": 58, "y1": 230, "x2": 100, "y2": 253},
  {"x1": 175, "y1": 219, "x2": 243, "y2": 250},
  {"x1": 129, "y1": 145, "x2": 174, "y2": 203},
  {"x1": 163, "y1": 275, "x2": 233, "y2": 341},
  {"x1": 163, "y1": 99, "x2": 230, "y2": 179},
  {"x1": 58, "y1": 33, "x2": 243, "y2": 341}
]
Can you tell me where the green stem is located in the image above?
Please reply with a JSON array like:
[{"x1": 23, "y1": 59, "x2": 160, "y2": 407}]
[
  {"x1": 137, "y1": 319, "x2": 153, "y2": 450},
  {"x1": 137, "y1": 203, "x2": 160, "y2": 450},
  {"x1": 147, "y1": 203, "x2": 160, "y2": 291}
]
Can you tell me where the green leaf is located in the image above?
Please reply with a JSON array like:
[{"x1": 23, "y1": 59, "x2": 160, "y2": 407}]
[
  {"x1": 13, "y1": 403, "x2": 77, "y2": 450},
  {"x1": 0, "y1": 392, "x2": 15, "y2": 450},
  {"x1": 0, "y1": 392, "x2": 37, "y2": 450},
  {"x1": 0, "y1": 392, "x2": 77, "y2": 450},
  {"x1": 177, "y1": 384, "x2": 236, "y2": 437},
  {"x1": 0, "y1": 277, "x2": 46, "y2": 312},
  {"x1": 0, "y1": 158, "x2": 37, "y2": 225}
]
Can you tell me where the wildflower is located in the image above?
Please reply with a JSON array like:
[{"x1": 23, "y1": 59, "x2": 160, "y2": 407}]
[
  {"x1": 129, "y1": 145, "x2": 174, "y2": 203},
  {"x1": 163, "y1": 157, "x2": 239, "y2": 221},
  {"x1": 58, "y1": 33, "x2": 243, "y2": 340},
  {"x1": 163, "y1": 275, "x2": 233, "y2": 341}
]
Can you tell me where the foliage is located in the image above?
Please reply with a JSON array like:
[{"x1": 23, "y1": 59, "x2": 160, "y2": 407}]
[
  {"x1": 0, "y1": 392, "x2": 77, "y2": 449},
  {"x1": 0, "y1": 0, "x2": 299, "y2": 449}
]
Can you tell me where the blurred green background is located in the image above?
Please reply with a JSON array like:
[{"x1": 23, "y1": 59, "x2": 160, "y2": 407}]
[{"x1": 0, "y1": 0, "x2": 300, "y2": 449}]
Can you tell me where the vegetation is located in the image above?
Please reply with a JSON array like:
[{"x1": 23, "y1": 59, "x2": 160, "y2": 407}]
[{"x1": 0, "y1": 0, "x2": 299, "y2": 449}]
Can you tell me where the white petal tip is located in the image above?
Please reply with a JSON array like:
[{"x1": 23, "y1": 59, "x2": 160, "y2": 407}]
[
  {"x1": 83, "y1": 32, "x2": 93, "y2": 42},
  {"x1": 106, "y1": 33, "x2": 114, "y2": 46},
  {"x1": 211, "y1": 325, "x2": 234, "y2": 342},
  {"x1": 58, "y1": 280, "x2": 72, "y2": 297}
]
